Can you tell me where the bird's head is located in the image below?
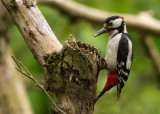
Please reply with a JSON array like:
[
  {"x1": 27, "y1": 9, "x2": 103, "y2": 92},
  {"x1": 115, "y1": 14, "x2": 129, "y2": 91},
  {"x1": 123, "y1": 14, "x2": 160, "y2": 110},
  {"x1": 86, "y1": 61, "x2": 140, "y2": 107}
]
[{"x1": 94, "y1": 16, "x2": 125, "y2": 37}]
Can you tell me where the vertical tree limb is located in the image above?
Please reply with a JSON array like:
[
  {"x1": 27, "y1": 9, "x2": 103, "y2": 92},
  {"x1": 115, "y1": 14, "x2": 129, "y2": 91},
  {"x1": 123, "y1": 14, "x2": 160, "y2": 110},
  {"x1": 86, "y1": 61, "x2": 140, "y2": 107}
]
[
  {"x1": 1, "y1": 0, "x2": 106, "y2": 113},
  {"x1": 0, "y1": 3, "x2": 33, "y2": 114},
  {"x1": 141, "y1": 35, "x2": 160, "y2": 82}
]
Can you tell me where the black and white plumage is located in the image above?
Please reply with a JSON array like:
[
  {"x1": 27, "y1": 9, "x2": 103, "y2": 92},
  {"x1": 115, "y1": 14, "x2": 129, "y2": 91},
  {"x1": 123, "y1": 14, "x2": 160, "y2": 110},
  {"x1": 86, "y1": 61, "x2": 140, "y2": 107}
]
[{"x1": 94, "y1": 16, "x2": 134, "y2": 101}]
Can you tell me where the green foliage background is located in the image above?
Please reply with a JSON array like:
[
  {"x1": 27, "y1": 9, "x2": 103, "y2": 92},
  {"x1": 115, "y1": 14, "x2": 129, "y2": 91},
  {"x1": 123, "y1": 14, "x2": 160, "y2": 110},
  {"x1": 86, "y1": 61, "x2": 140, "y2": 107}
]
[{"x1": 10, "y1": 0, "x2": 160, "y2": 114}]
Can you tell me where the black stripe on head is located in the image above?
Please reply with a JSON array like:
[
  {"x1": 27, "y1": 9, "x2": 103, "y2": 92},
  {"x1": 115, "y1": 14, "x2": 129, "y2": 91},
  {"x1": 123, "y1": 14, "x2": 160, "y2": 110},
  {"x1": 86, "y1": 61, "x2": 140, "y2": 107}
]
[
  {"x1": 104, "y1": 15, "x2": 119, "y2": 24},
  {"x1": 104, "y1": 16, "x2": 125, "y2": 33}
]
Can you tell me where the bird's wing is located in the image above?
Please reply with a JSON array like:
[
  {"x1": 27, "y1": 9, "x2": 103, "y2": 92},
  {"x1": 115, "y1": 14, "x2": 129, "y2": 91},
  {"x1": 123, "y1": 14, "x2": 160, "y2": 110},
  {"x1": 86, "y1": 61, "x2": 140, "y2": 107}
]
[{"x1": 116, "y1": 33, "x2": 133, "y2": 100}]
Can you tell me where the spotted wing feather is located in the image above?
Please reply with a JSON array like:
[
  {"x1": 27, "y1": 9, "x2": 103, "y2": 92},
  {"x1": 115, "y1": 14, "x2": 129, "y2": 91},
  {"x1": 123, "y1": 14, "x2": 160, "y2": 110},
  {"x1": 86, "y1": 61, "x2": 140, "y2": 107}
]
[{"x1": 116, "y1": 33, "x2": 133, "y2": 100}]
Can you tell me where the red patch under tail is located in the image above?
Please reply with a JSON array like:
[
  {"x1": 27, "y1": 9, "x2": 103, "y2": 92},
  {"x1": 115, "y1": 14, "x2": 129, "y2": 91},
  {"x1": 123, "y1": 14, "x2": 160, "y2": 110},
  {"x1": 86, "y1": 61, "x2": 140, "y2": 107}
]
[
  {"x1": 103, "y1": 71, "x2": 117, "y2": 90},
  {"x1": 95, "y1": 71, "x2": 117, "y2": 102}
]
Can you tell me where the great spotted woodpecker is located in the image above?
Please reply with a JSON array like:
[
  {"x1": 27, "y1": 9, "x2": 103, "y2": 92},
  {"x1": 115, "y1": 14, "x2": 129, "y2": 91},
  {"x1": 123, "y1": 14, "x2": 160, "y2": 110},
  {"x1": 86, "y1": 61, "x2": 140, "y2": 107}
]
[{"x1": 94, "y1": 16, "x2": 134, "y2": 101}]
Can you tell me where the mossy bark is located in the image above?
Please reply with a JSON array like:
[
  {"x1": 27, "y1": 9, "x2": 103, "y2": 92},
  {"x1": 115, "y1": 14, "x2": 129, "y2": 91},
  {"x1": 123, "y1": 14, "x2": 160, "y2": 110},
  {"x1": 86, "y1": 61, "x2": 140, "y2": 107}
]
[
  {"x1": 44, "y1": 35, "x2": 105, "y2": 114},
  {"x1": 1, "y1": 0, "x2": 106, "y2": 113}
]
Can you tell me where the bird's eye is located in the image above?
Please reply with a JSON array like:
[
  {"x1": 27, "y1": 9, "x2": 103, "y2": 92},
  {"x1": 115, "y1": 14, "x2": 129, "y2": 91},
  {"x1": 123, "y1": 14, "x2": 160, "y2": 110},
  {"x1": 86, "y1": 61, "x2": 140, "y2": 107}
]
[{"x1": 108, "y1": 22, "x2": 113, "y2": 26}]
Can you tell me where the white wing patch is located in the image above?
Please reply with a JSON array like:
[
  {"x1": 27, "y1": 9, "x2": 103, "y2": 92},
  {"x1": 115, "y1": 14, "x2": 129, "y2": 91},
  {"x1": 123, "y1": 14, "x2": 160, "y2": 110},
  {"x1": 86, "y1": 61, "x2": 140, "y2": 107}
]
[
  {"x1": 117, "y1": 61, "x2": 124, "y2": 67},
  {"x1": 118, "y1": 68, "x2": 128, "y2": 76},
  {"x1": 126, "y1": 38, "x2": 132, "y2": 70}
]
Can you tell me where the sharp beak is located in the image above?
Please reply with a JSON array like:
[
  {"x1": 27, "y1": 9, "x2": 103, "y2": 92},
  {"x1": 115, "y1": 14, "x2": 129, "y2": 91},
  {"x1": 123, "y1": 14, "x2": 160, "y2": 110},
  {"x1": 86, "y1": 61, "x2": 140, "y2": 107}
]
[{"x1": 94, "y1": 27, "x2": 108, "y2": 37}]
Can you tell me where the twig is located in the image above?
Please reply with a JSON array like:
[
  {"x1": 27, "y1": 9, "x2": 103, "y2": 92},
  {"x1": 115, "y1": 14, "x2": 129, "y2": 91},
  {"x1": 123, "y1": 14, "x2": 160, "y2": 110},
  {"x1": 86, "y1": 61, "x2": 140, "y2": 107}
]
[
  {"x1": 12, "y1": 56, "x2": 22, "y2": 71},
  {"x1": 12, "y1": 56, "x2": 66, "y2": 114}
]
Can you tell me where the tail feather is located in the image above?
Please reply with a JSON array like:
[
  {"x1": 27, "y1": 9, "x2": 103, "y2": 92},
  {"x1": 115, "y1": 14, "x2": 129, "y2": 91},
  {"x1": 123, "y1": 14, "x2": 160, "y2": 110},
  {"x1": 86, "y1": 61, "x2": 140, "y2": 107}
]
[
  {"x1": 95, "y1": 86, "x2": 112, "y2": 102},
  {"x1": 117, "y1": 85, "x2": 122, "y2": 101},
  {"x1": 95, "y1": 71, "x2": 117, "y2": 103}
]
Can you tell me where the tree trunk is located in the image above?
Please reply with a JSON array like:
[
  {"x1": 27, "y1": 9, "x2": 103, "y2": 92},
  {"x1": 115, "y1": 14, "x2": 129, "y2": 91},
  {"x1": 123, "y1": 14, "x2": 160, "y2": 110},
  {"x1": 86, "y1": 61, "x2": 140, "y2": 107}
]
[
  {"x1": 44, "y1": 35, "x2": 105, "y2": 113},
  {"x1": 1, "y1": 0, "x2": 105, "y2": 113},
  {"x1": 0, "y1": 3, "x2": 33, "y2": 114}
]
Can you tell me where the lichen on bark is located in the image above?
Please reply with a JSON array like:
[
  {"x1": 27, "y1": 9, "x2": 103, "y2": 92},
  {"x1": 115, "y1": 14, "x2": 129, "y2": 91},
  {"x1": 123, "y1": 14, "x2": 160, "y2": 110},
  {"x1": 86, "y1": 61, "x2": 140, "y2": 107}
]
[{"x1": 43, "y1": 34, "x2": 105, "y2": 114}]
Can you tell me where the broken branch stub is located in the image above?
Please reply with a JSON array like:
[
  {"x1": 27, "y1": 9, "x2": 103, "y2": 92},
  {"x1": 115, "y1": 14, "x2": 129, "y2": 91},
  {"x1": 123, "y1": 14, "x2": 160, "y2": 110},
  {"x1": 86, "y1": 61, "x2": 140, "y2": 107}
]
[{"x1": 43, "y1": 35, "x2": 105, "y2": 114}]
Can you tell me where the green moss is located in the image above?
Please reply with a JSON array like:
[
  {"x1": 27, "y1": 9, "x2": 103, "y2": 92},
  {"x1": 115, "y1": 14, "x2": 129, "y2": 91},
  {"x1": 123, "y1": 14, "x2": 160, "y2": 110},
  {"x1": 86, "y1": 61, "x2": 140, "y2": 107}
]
[{"x1": 43, "y1": 34, "x2": 103, "y2": 82}]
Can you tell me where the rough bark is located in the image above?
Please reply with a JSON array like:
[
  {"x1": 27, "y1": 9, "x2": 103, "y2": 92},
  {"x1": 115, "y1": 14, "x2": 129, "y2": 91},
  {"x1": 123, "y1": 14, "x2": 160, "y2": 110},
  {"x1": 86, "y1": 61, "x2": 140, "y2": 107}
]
[
  {"x1": 0, "y1": 3, "x2": 33, "y2": 114},
  {"x1": 1, "y1": 0, "x2": 62, "y2": 68},
  {"x1": 38, "y1": 0, "x2": 160, "y2": 36},
  {"x1": 1, "y1": 0, "x2": 106, "y2": 113},
  {"x1": 44, "y1": 35, "x2": 105, "y2": 113}
]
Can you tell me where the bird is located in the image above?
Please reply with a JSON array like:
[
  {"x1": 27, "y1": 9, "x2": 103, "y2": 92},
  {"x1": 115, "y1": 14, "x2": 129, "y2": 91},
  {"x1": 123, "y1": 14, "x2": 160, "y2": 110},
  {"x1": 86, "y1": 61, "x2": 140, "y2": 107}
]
[{"x1": 94, "y1": 15, "x2": 134, "y2": 101}]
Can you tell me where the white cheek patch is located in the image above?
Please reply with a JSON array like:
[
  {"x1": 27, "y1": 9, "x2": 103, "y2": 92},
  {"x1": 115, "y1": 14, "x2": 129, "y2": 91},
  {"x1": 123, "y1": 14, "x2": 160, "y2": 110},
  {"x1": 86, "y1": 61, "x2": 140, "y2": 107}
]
[{"x1": 112, "y1": 18, "x2": 123, "y2": 28}]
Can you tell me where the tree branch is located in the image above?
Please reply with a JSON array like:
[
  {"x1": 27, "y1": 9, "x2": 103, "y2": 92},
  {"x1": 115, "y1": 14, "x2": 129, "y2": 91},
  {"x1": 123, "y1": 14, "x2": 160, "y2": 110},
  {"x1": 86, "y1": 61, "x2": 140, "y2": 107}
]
[
  {"x1": 38, "y1": 0, "x2": 160, "y2": 36},
  {"x1": 12, "y1": 56, "x2": 66, "y2": 114},
  {"x1": 144, "y1": 36, "x2": 160, "y2": 73},
  {"x1": 1, "y1": 0, "x2": 110, "y2": 113},
  {"x1": 0, "y1": 3, "x2": 33, "y2": 114},
  {"x1": 1, "y1": 0, "x2": 63, "y2": 68},
  {"x1": 141, "y1": 35, "x2": 160, "y2": 81}
]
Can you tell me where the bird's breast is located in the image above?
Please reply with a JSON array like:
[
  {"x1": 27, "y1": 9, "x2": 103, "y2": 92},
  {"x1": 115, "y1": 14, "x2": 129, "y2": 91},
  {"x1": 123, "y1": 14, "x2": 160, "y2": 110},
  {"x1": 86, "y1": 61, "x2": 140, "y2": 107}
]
[{"x1": 105, "y1": 33, "x2": 122, "y2": 71}]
